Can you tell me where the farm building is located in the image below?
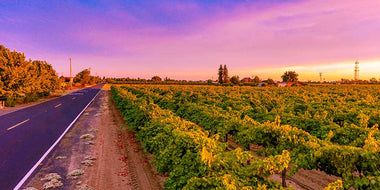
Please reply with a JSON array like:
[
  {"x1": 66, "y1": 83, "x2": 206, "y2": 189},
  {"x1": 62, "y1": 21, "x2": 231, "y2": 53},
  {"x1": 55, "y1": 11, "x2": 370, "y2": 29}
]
[
  {"x1": 240, "y1": 77, "x2": 252, "y2": 83},
  {"x1": 0, "y1": 96, "x2": 6, "y2": 109},
  {"x1": 278, "y1": 82, "x2": 294, "y2": 87},
  {"x1": 278, "y1": 82, "x2": 306, "y2": 87}
]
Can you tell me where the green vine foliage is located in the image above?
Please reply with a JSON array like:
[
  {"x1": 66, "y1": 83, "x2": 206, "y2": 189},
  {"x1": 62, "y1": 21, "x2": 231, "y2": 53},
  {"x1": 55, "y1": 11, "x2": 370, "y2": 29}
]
[
  {"x1": 112, "y1": 86, "x2": 291, "y2": 189},
  {"x1": 113, "y1": 84, "x2": 380, "y2": 189}
]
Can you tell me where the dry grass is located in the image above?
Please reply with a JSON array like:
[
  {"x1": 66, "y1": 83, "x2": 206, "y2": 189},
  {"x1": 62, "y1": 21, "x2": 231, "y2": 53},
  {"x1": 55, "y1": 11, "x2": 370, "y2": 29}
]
[
  {"x1": 68, "y1": 169, "x2": 84, "y2": 177},
  {"x1": 102, "y1": 84, "x2": 112, "y2": 90},
  {"x1": 41, "y1": 173, "x2": 63, "y2": 189},
  {"x1": 41, "y1": 173, "x2": 62, "y2": 181},
  {"x1": 78, "y1": 184, "x2": 94, "y2": 190},
  {"x1": 85, "y1": 141, "x2": 95, "y2": 145},
  {"x1": 43, "y1": 179, "x2": 63, "y2": 189},
  {"x1": 80, "y1": 134, "x2": 94, "y2": 140},
  {"x1": 23, "y1": 187, "x2": 38, "y2": 190},
  {"x1": 84, "y1": 155, "x2": 96, "y2": 160},
  {"x1": 81, "y1": 160, "x2": 94, "y2": 166},
  {"x1": 55, "y1": 156, "x2": 67, "y2": 160}
]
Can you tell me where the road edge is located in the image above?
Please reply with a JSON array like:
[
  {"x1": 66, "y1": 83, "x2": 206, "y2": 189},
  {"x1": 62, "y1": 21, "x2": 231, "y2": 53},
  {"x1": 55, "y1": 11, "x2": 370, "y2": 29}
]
[
  {"x1": 0, "y1": 88, "x2": 83, "y2": 117},
  {"x1": 13, "y1": 88, "x2": 103, "y2": 190}
]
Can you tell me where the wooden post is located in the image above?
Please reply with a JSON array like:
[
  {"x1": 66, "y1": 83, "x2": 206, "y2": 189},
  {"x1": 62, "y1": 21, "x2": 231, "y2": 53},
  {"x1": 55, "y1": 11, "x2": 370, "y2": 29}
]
[{"x1": 282, "y1": 168, "x2": 287, "y2": 188}]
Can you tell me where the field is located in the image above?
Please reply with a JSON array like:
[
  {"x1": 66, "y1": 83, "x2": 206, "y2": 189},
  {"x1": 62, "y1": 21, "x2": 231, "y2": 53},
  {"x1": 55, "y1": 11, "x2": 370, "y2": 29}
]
[{"x1": 112, "y1": 84, "x2": 380, "y2": 189}]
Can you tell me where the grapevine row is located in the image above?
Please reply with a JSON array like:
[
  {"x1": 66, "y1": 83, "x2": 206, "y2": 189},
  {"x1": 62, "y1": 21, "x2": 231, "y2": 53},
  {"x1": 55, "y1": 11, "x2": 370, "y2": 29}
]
[
  {"x1": 135, "y1": 85, "x2": 380, "y2": 147},
  {"x1": 111, "y1": 86, "x2": 291, "y2": 189},
  {"x1": 121, "y1": 84, "x2": 380, "y2": 189}
]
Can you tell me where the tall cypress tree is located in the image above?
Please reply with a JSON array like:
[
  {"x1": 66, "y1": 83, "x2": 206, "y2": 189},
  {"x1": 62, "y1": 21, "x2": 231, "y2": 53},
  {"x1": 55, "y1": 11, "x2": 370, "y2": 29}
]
[
  {"x1": 223, "y1": 65, "x2": 230, "y2": 83},
  {"x1": 218, "y1": 65, "x2": 223, "y2": 84}
]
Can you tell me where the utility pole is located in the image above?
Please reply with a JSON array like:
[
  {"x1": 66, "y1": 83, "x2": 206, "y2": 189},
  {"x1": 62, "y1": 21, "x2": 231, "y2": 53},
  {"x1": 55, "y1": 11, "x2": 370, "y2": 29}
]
[
  {"x1": 354, "y1": 60, "x2": 359, "y2": 82},
  {"x1": 70, "y1": 58, "x2": 73, "y2": 87}
]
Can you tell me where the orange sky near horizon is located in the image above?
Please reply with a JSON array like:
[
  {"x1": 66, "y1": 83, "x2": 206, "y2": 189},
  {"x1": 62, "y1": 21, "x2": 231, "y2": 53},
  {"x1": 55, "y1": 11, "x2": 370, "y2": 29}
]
[{"x1": 234, "y1": 61, "x2": 380, "y2": 82}]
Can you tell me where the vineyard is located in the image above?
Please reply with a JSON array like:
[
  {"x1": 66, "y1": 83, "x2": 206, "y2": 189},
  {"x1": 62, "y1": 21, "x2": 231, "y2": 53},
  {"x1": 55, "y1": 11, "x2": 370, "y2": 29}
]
[{"x1": 111, "y1": 84, "x2": 380, "y2": 189}]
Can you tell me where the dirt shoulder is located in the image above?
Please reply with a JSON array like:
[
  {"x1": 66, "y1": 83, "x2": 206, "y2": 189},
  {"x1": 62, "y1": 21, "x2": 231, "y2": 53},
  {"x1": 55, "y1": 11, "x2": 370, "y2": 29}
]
[{"x1": 23, "y1": 89, "x2": 163, "y2": 190}]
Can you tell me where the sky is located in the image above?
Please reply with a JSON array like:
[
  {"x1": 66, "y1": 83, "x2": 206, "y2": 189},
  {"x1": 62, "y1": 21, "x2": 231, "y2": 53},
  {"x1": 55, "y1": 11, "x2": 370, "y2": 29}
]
[{"x1": 0, "y1": 0, "x2": 379, "y2": 81}]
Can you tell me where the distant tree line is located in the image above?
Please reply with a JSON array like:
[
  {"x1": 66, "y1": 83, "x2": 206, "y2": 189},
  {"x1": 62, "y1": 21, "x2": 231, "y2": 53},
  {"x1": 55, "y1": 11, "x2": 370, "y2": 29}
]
[
  {"x1": 73, "y1": 69, "x2": 101, "y2": 86},
  {"x1": 0, "y1": 45, "x2": 59, "y2": 106},
  {"x1": 106, "y1": 76, "x2": 208, "y2": 85},
  {"x1": 106, "y1": 66, "x2": 304, "y2": 87},
  {"x1": 217, "y1": 65, "x2": 283, "y2": 86},
  {"x1": 339, "y1": 78, "x2": 380, "y2": 84},
  {"x1": 106, "y1": 67, "x2": 301, "y2": 87}
]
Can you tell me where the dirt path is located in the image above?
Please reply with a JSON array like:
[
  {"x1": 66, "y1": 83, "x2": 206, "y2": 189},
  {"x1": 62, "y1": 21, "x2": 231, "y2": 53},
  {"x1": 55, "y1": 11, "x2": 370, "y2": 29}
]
[
  {"x1": 23, "y1": 89, "x2": 163, "y2": 190},
  {"x1": 87, "y1": 90, "x2": 163, "y2": 190}
]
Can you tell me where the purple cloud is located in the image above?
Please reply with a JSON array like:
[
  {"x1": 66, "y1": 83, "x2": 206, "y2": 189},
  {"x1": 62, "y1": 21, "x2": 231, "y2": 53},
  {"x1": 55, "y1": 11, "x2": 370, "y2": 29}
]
[{"x1": 1, "y1": 0, "x2": 379, "y2": 80}]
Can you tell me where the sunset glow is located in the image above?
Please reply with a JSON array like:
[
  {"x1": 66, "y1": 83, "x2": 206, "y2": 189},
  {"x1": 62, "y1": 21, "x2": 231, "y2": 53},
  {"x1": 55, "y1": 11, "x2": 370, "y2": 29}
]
[{"x1": 1, "y1": 0, "x2": 379, "y2": 80}]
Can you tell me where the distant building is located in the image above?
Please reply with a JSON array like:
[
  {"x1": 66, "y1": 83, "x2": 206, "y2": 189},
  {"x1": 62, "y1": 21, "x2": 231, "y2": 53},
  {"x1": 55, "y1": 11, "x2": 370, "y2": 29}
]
[
  {"x1": 278, "y1": 82, "x2": 306, "y2": 87},
  {"x1": 241, "y1": 77, "x2": 252, "y2": 83},
  {"x1": 0, "y1": 96, "x2": 6, "y2": 109},
  {"x1": 278, "y1": 82, "x2": 293, "y2": 87},
  {"x1": 297, "y1": 82, "x2": 307, "y2": 86}
]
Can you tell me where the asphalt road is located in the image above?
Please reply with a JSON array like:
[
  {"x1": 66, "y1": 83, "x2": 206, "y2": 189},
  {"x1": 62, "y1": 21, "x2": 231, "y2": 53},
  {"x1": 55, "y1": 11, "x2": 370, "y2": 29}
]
[{"x1": 0, "y1": 83, "x2": 104, "y2": 189}]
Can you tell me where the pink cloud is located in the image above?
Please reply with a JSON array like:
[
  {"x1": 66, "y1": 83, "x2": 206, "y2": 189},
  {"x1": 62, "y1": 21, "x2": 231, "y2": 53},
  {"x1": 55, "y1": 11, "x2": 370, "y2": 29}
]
[{"x1": 6, "y1": 0, "x2": 380, "y2": 80}]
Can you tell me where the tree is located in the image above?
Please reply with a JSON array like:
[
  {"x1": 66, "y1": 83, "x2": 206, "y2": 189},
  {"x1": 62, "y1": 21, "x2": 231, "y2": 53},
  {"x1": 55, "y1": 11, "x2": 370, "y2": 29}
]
[
  {"x1": 230, "y1": 76, "x2": 240, "y2": 85},
  {"x1": 281, "y1": 71, "x2": 298, "y2": 82},
  {"x1": 207, "y1": 79, "x2": 213, "y2": 85},
  {"x1": 223, "y1": 65, "x2": 230, "y2": 83},
  {"x1": 151, "y1": 76, "x2": 162, "y2": 82},
  {"x1": 164, "y1": 77, "x2": 174, "y2": 82},
  {"x1": 267, "y1": 78, "x2": 276, "y2": 86},
  {"x1": 74, "y1": 69, "x2": 91, "y2": 85},
  {"x1": 0, "y1": 44, "x2": 60, "y2": 105},
  {"x1": 369, "y1": 78, "x2": 377, "y2": 83},
  {"x1": 218, "y1": 65, "x2": 223, "y2": 84},
  {"x1": 253, "y1": 75, "x2": 261, "y2": 84}
]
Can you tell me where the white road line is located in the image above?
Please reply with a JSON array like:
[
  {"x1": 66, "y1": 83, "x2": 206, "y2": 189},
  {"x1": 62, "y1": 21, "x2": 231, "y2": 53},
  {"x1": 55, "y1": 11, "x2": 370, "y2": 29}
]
[
  {"x1": 13, "y1": 89, "x2": 102, "y2": 190},
  {"x1": 7, "y1": 119, "x2": 30, "y2": 131},
  {"x1": 54, "y1": 104, "x2": 62, "y2": 108}
]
